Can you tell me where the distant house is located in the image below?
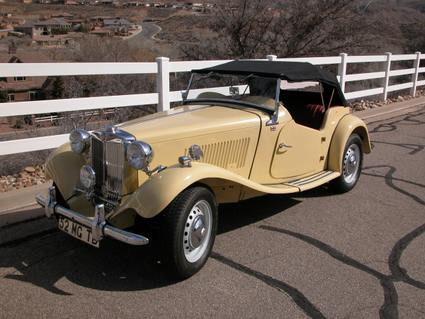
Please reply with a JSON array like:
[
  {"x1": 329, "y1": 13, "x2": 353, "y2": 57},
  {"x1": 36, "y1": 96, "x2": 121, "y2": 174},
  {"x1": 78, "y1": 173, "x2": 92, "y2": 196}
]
[
  {"x1": 97, "y1": 0, "x2": 114, "y2": 5},
  {"x1": 103, "y1": 18, "x2": 132, "y2": 28},
  {"x1": 33, "y1": 18, "x2": 72, "y2": 36},
  {"x1": 14, "y1": 21, "x2": 35, "y2": 36},
  {"x1": 123, "y1": 1, "x2": 143, "y2": 7},
  {"x1": 89, "y1": 28, "x2": 113, "y2": 37},
  {"x1": 35, "y1": 0, "x2": 63, "y2": 3},
  {"x1": 0, "y1": 52, "x2": 49, "y2": 102},
  {"x1": 68, "y1": 18, "x2": 84, "y2": 28},
  {"x1": 103, "y1": 18, "x2": 132, "y2": 35},
  {"x1": 15, "y1": 18, "x2": 72, "y2": 38},
  {"x1": 51, "y1": 12, "x2": 74, "y2": 19},
  {"x1": 173, "y1": 3, "x2": 186, "y2": 9},
  {"x1": 88, "y1": 16, "x2": 113, "y2": 27}
]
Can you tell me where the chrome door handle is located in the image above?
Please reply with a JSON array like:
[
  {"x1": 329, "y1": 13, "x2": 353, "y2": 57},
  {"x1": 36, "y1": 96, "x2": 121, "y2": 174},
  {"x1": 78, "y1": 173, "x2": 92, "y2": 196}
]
[{"x1": 279, "y1": 143, "x2": 292, "y2": 149}]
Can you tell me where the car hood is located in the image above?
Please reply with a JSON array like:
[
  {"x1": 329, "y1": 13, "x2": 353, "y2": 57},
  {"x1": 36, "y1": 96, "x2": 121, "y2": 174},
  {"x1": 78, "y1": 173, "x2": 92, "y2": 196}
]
[{"x1": 119, "y1": 104, "x2": 261, "y2": 144}]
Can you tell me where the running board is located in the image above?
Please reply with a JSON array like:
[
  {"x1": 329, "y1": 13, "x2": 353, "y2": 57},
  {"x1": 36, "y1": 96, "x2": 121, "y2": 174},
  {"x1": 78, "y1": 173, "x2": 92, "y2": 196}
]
[{"x1": 284, "y1": 170, "x2": 340, "y2": 192}]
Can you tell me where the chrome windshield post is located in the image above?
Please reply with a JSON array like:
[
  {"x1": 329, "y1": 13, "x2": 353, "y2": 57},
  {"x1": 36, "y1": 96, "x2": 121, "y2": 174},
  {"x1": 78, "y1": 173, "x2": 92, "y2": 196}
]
[
  {"x1": 266, "y1": 78, "x2": 281, "y2": 126},
  {"x1": 182, "y1": 73, "x2": 194, "y2": 102}
]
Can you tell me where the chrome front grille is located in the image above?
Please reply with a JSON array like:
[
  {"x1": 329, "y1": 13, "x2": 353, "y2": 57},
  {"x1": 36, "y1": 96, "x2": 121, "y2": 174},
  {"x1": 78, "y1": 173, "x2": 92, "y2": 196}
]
[
  {"x1": 87, "y1": 127, "x2": 137, "y2": 211},
  {"x1": 90, "y1": 136, "x2": 126, "y2": 207},
  {"x1": 91, "y1": 137, "x2": 104, "y2": 192},
  {"x1": 104, "y1": 139, "x2": 126, "y2": 199}
]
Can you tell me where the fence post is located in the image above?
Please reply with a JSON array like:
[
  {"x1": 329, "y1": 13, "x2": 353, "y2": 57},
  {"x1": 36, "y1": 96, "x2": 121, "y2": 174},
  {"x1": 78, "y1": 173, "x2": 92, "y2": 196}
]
[
  {"x1": 382, "y1": 52, "x2": 392, "y2": 101},
  {"x1": 338, "y1": 53, "x2": 348, "y2": 93},
  {"x1": 156, "y1": 57, "x2": 170, "y2": 112},
  {"x1": 411, "y1": 52, "x2": 421, "y2": 97},
  {"x1": 267, "y1": 55, "x2": 277, "y2": 61}
]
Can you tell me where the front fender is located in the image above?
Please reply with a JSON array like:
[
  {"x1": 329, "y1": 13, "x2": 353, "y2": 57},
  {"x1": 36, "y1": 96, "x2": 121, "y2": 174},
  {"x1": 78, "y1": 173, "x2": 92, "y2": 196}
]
[
  {"x1": 328, "y1": 114, "x2": 372, "y2": 173},
  {"x1": 115, "y1": 162, "x2": 298, "y2": 219},
  {"x1": 45, "y1": 143, "x2": 85, "y2": 200}
]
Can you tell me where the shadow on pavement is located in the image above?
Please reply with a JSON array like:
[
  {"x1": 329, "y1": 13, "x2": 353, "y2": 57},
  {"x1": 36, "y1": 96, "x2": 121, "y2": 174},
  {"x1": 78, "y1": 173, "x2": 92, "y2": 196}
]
[
  {"x1": 218, "y1": 195, "x2": 301, "y2": 234},
  {"x1": 0, "y1": 194, "x2": 301, "y2": 295}
]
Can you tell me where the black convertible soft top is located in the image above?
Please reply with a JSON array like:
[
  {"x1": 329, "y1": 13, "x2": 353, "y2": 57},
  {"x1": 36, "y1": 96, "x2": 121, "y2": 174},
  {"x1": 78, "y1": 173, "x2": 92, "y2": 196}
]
[{"x1": 192, "y1": 60, "x2": 347, "y2": 106}]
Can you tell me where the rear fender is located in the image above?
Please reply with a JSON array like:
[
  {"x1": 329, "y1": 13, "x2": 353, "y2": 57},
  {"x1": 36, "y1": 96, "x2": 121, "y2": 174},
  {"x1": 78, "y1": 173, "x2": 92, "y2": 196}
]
[{"x1": 328, "y1": 114, "x2": 372, "y2": 173}]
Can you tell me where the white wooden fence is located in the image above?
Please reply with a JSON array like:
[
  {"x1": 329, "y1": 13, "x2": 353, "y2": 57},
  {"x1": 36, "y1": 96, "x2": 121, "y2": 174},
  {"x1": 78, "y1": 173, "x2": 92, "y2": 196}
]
[{"x1": 0, "y1": 52, "x2": 424, "y2": 156}]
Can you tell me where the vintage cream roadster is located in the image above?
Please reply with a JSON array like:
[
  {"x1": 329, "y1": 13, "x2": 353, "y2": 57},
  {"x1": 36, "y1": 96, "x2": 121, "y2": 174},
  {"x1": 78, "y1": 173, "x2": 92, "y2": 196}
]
[{"x1": 36, "y1": 61, "x2": 371, "y2": 278}]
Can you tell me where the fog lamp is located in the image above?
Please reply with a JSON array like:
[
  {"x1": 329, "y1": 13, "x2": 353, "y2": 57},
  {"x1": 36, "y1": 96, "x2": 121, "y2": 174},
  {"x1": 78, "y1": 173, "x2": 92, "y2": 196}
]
[{"x1": 80, "y1": 165, "x2": 96, "y2": 190}]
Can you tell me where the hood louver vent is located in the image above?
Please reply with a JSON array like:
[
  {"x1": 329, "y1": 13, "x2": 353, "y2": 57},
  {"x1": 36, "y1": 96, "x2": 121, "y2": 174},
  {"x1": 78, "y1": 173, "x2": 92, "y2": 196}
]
[{"x1": 188, "y1": 138, "x2": 250, "y2": 169}]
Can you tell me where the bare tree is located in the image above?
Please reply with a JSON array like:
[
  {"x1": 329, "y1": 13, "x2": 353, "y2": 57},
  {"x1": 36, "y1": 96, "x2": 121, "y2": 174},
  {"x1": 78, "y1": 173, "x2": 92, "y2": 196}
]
[
  {"x1": 181, "y1": 0, "x2": 388, "y2": 60},
  {"x1": 401, "y1": 21, "x2": 425, "y2": 53},
  {"x1": 272, "y1": 0, "x2": 385, "y2": 57},
  {"x1": 181, "y1": 0, "x2": 274, "y2": 59},
  {"x1": 214, "y1": 0, "x2": 274, "y2": 58}
]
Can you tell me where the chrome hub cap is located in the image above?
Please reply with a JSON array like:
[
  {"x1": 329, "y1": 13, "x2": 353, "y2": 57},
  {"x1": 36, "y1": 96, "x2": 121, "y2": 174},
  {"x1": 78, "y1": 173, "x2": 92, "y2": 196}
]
[
  {"x1": 183, "y1": 200, "x2": 212, "y2": 263},
  {"x1": 190, "y1": 215, "x2": 206, "y2": 249},
  {"x1": 343, "y1": 144, "x2": 360, "y2": 184}
]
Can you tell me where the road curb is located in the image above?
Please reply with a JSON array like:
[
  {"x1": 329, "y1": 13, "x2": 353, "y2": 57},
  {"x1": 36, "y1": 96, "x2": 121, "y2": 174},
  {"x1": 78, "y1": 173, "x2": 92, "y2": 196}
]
[
  {"x1": 0, "y1": 98, "x2": 424, "y2": 241},
  {"x1": 357, "y1": 99, "x2": 425, "y2": 124},
  {"x1": 0, "y1": 182, "x2": 50, "y2": 228}
]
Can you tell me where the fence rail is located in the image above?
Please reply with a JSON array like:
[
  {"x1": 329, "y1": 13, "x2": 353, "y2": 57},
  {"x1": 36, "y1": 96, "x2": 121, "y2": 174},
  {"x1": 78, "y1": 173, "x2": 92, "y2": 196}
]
[{"x1": 0, "y1": 52, "x2": 424, "y2": 156}]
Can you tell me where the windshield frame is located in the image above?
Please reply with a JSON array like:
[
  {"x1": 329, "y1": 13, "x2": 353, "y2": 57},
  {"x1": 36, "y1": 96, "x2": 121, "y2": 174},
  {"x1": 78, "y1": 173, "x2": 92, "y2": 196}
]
[{"x1": 182, "y1": 72, "x2": 281, "y2": 123}]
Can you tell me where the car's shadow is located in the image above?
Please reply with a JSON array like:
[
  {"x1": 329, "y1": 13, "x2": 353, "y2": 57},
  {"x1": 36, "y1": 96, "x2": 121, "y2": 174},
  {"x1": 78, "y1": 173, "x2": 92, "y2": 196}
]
[{"x1": 0, "y1": 193, "x2": 303, "y2": 294}]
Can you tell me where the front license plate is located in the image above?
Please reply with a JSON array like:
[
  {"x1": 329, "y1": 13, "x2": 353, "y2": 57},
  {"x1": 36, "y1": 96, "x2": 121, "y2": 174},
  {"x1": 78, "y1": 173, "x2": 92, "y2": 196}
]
[{"x1": 57, "y1": 215, "x2": 100, "y2": 248}]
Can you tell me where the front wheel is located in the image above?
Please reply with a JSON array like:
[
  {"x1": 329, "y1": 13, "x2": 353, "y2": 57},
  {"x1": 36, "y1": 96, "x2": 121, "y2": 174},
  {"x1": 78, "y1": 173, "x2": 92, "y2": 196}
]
[
  {"x1": 160, "y1": 186, "x2": 217, "y2": 279},
  {"x1": 329, "y1": 134, "x2": 363, "y2": 193}
]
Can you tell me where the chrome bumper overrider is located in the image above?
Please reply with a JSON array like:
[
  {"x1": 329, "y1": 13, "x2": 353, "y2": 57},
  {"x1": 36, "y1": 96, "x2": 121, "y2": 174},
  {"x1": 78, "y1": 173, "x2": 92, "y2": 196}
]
[{"x1": 35, "y1": 186, "x2": 149, "y2": 246}]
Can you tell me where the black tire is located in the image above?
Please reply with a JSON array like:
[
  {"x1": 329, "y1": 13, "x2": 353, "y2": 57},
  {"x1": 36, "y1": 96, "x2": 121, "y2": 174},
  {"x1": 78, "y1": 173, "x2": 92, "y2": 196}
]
[
  {"x1": 159, "y1": 186, "x2": 218, "y2": 279},
  {"x1": 329, "y1": 134, "x2": 363, "y2": 193}
]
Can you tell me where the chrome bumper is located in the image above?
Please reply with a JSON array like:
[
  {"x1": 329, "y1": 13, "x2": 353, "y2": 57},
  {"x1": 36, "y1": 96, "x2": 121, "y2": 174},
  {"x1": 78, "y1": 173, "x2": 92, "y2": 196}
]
[{"x1": 35, "y1": 186, "x2": 149, "y2": 246}]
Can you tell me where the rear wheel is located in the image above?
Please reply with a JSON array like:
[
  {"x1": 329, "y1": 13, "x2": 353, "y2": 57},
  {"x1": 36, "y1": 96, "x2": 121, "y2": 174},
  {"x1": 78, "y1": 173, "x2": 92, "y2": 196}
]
[
  {"x1": 160, "y1": 186, "x2": 217, "y2": 279},
  {"x1": 330, "y1": 134, "x2": 363, "y2": 193}
]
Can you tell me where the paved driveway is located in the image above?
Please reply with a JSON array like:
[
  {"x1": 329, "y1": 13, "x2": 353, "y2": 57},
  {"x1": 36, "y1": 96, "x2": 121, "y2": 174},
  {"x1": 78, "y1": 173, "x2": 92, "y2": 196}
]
[
  {"x1": 127, "y1": 22, "x2": 162, "y2": 50},
  {"x1": 0, "y1": 107, "x2": 424, "y2": 319}
]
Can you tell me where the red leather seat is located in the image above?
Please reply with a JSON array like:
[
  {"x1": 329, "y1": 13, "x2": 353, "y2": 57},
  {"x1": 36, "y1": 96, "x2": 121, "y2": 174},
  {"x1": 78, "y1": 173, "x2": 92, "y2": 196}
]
[{"x1": 305, "y1": 104, "x2": 325, "y2": 130}]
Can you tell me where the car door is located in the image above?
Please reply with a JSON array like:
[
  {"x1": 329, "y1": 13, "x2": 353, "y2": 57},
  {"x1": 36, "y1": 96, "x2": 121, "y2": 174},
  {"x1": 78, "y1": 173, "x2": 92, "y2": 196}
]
[{"x1": 270, "y1": 120, "x2": 325, "y2": 180}]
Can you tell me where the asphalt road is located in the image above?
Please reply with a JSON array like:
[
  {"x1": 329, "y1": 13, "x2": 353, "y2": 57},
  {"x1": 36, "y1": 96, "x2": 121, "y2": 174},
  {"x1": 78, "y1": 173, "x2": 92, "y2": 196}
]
[
  {"x1": 1, "y1": 107, "x2": 424, "y2": 319},
  {"x1": 127, "y1": 22, "x2": 162, "y2": 50}
]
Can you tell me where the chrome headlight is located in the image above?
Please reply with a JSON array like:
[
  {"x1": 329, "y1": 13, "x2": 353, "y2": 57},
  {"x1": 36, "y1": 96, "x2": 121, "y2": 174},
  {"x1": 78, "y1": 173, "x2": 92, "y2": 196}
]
[
  {"x1": 80, "y1": 165, "x2": 96, "y2": 190},
  {"x1": 70, "y1": 129, "x2": 90, "y2": 154},
  {"x1": 127, "y1": 141, "x2": 153, "y2": 171}
]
